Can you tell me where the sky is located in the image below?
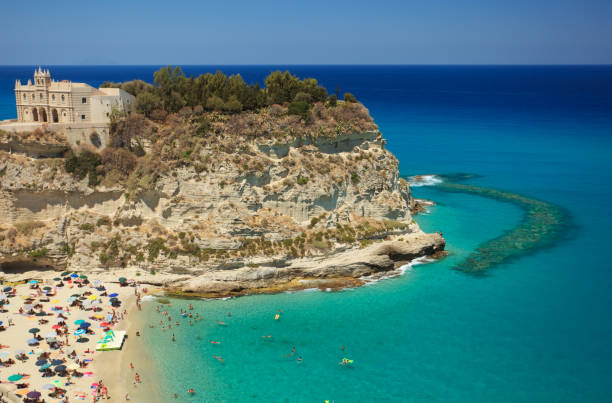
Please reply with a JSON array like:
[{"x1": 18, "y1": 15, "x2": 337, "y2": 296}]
[{"x1": 1, "y1": 0, "x2": 611, "y2": 65}]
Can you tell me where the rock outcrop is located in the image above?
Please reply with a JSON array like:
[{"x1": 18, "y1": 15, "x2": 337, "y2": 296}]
[{"x1": 0, "y1": 104, "x2": 445, "y2": 296}]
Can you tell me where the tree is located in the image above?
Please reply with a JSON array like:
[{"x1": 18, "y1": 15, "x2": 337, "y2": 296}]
[
  {"x1": 327, "y1": 94, "x2": 337, "y2": 107},
  {"x1": 134, "y1": 92, "x2": 161, "y2": 117},
  {"x1": 343, "y1": 92, "x2": 357, "y2": 103}
]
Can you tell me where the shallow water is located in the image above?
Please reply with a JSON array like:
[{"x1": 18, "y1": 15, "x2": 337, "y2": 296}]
[{"x1": 2, "y1": 66, "x2": 611, "y2": 402}]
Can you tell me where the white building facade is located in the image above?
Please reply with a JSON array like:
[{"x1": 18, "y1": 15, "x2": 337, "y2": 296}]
[{"x1": 14, "y1": 68, "x2": 135, "y2": 124}]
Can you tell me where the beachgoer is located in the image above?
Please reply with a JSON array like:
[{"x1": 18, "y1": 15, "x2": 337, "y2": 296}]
[{"x1": 172, "y1": 334, "x2": 175, "y2": 342}]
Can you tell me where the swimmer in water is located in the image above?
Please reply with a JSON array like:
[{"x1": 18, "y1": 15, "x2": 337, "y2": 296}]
[
  {"x1": 171, "y1": 334, "x2": 175, "y2": 342},
  {"x1": 210, "y1": 340, "x2": 220, "y2": 344},
  {"x1": 196, "y1": 334, "x2": 200, "y2": 340},
  {"x1": 297, "y1": 357, "x2": 303, "y2": 363},
  {"x1": 216, "y1": 320, "x2": 227, "y2": 326},
  {"x1": 213, "y1": 355, "x2": 224, "y2": 363},
  {"x1": 187, "y1": 388, "x2": 195, "y2": 395},
  {"x1": 261, "y1": 334, "x2": 272, "y2": 338}
]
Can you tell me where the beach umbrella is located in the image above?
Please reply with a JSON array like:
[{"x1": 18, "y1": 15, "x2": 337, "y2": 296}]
[
  {"x1": 30, "y1": 280, "x2": 38, "y2": 284},
  {"x1": 35, "y1": 311, "x2": 46, "y2": 316},
  {"x1": 79, "y1": 322, "x2": 91, "y2": 328},
  {"x1": 35, "y1": 359, "x2": 47, "y2": 366},
  {"x1": 53, "y1": 277, "x2": 61, "y2": 281},
  {"x1": 74, "y1": 328, "x2": 85, "y2": 336},
  {"x1": 51, "y1": 359, "x2": 63, "y2": 365},
  {"x1": 7, "y1": 374, "x2": 23, "y2": 381},
  {"x1": 41, "y1": 383, "x2": 55, "y2": 390},
  {"x1": 100, "y1": 322, "x2": 110, "y2": 327},
  {"x1": 88, "y1": 295, "x2": 97, "y2": 300},
  {"x1": 29, "y1": 327, "x2": 40, "y2": 334},
  {"x1": 52, "y1": 324, "x2": 61, "y2": 330},
  {"x1": 27, "y1": 391, "x2": 41, "y2": 399},
  {"x1": 43, "y1": 286, "x2": 52, "y2": 291},
  {"x1": 118, "y1": 277, "x2": 127, "y2": 283},
  {"x1": 14, "y1": 389, "x2": 29, "y2": 396},
  {"x1": 40, "y1": 362, "x2": 51, "y2": 369},
  {"x1": 55, "y1": 364, "x2": 67, "y2": 372},
  {"x1": 0, "y1": 321, "x2": 2, "y2": 326},
  {"x1": 80, "y1": 275, "x2": 87, "y2": 279},
  {"x1": 61, "y1": 271, "x2": 69, "y2": 276},
  {"x1": 3, "y1": 286, "x2": 11, "y2": 292},
  {"x1": 109, "y1": 293, "x2": 118, "y2": 298},
  {"x1": 70, "y1": 273, "x2": 79, "y2": 278},
  {"x1": 77, "y1": 337, "x2": 89, "y2": 343},
  {"x1": 74, "y1": 319, "x2": 85, "y2": 325},
  {"x1": 27, "y1": 338, "x2": 39, "y2": 345},
  {"x1": 0, "y1": 352, "x2": 9, "y2": 358}
]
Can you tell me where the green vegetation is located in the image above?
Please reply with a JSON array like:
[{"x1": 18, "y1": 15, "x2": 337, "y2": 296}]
[
  {"x1": 78, "y1": 223, "x2": 95, "y2": 232},
  {"x1": 344, "y1": 92, "x2": 357, "y2": 103},
  {"x1": 14, "y1": 221, "x2": 45, "y2": 236},
  {"x1": 28, "y1": 248, "x2": 49, "y2": 258},
  {"x1": 102, "y1": 66, "x2": 339, "y2": 116},
  {"x1": 64, "y1": 150, "x2": 102, "y2": 186}
]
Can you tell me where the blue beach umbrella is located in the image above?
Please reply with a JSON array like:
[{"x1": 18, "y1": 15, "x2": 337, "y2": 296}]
[
  {"x1": 3, "y1": 286, "x2": 11, "y2": 292},
  {"x1": 35, "y1": 359, "x2": 47, "y2": 366},
  {"x1": 29, "y1": 280, "x2": 38, "y2": 284},
  {"x1": 70, "y1": 273, "x2": 79, "y2": 278},
  {"x1": 79, "y1": 322, "x2": 91, "y2": 329},
  {"x1": 51, "y1": 359, "x2": 63, "y2": 366},
  {"x1": 74, "y1": 329, "x2": 85, "y2": 336},
  {"x1": 109, "y1": 293, "x2": 118, "y2": 298},
  {"x1": 55, "y1": 364, "x2": 67, "y2": 372}
]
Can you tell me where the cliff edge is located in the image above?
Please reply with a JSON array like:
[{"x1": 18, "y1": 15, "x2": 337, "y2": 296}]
[{"x1": 0, "y1": 100, "x2": 444, "y2": 296}]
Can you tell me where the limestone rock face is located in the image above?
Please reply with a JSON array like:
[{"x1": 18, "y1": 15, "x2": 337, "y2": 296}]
[{"x1": 0, "y1": 128, "x2": 444, "y2": 295}]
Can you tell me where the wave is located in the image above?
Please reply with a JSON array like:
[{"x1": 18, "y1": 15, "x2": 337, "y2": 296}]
[{"x1": 406, "y1": 174, "x2": 443, "y2": 187}]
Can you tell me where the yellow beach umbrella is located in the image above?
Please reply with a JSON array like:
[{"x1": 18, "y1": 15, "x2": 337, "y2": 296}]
[
  {"x1": 88, "y1": 295, "x2": 97, "y2": 300},
  {"x1": 51, "y1": 299, "x2": 59, "y2": 304},
  {"x1": 15, "y1": 389, "x2": 30, "y2": 395}
]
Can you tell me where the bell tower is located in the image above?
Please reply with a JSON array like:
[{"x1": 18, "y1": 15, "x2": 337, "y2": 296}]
[{"x1": 34, "y1": 67, "x2": 51, "y2": 87}]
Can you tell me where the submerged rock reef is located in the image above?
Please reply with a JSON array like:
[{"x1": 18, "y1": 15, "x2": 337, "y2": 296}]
[{"x1": 0, "y1": 102, "x2": 444, "y2": 296}]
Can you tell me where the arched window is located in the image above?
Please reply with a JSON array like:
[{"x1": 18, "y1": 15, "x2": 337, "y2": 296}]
[
  {"x1": 61, "y1": 94, "x2": 65, "y2": 102},
  {"x1": 23, "y1": 94, "x2": 26, "y2": 100},
  {"x1": 52, "y1": 94, "x2": 55, "y2": 101},
  {"x1": 39, "y1": 93, "x2": 43, "y2": 100},
  {"x1": 31, "y1": 94, "x2": 35, "y2": 101}
]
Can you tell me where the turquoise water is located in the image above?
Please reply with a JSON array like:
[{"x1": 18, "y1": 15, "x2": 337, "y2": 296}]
[{"x1": 1, "y1": 66, "x2": 611, "y2": 401}]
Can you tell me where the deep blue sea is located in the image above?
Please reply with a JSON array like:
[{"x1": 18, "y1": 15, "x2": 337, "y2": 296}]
[{"x1": 2, "y1": 66, "x2": 612, "y2": 402}]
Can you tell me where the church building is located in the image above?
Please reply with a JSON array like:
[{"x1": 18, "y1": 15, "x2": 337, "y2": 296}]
[{"x1": 14, "y1": 68, "x2": 135, "y2": 124}]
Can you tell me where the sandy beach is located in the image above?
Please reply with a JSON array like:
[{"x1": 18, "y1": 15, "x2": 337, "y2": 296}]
[{"x1": 0, "y1": 272, "x2": 155, "y2": 403}]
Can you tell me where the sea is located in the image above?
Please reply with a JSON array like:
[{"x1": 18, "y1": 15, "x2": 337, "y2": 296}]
[{"x1": 1, "y1": 65, "x2": 612, "y2": 402}]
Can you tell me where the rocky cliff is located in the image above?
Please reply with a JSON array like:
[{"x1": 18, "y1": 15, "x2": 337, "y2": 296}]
[{"x1": 0, "y1": 102, "x2": 444, "y2": 296}]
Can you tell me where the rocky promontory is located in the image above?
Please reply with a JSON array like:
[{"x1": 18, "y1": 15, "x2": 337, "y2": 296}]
[{"x1": 0, "y1": 69, "x2": 444, "y2": 296}]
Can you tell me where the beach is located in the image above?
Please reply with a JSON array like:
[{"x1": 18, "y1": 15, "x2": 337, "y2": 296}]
[{"x1": 0, "y1": 272, "x2": 155, "y2": 403}]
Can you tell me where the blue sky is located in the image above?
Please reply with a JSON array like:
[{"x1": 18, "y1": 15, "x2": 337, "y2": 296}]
[{"x1": 1, "y1": 0, "x2": 611, "y2": 64}]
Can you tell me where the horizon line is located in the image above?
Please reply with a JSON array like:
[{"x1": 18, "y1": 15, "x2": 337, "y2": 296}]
[{"x1": 1, "y1": 63, "x2": 611, "y2": 67}]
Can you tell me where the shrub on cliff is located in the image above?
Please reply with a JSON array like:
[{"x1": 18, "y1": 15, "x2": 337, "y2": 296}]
[
  {"x1": 64, "y1": 150, "x2": 102, "y2": 185},
  {"x1": 343, "y1": 92, "x2": 357, "y2": 103},
  {"x1": 101, "y1": 147, "x2": 137, "y2": 176}
]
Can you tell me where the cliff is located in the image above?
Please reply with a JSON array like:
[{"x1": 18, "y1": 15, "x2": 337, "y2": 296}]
[{"x1": 0, "y1": 102, "x2": 444, "y2": 296}]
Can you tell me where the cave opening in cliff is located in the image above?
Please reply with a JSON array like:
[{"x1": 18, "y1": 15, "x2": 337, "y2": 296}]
[{"x1": 1, "y1": 259, "x2": 56, "y2": 274}]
